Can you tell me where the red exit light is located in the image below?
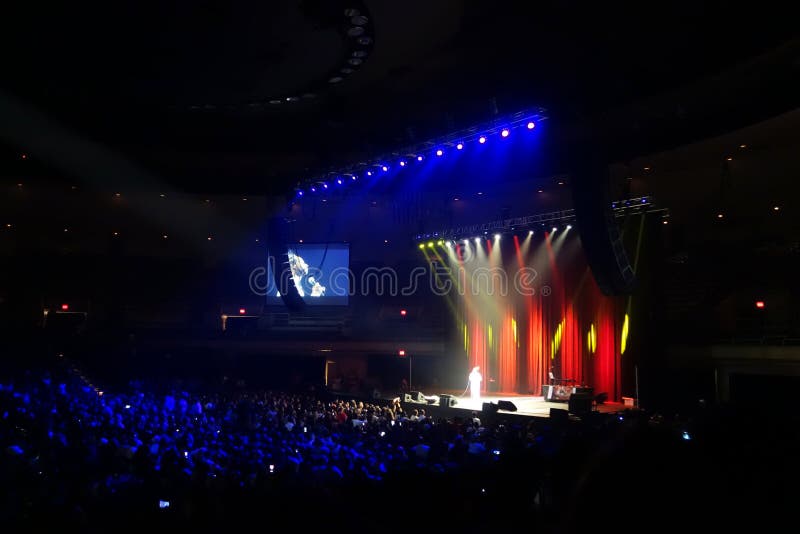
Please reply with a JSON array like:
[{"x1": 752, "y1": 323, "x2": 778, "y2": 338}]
[
  {"x1": 61, "y1": 304, "x2": 69, "y2": 311},
  {"x1": 398, "y1": 350, "x2": 406, "y2": 357},
  {"x1": 400, "y1": 309, "x2": 407, "y2": 316},
  {"x1": 755, "y1": 301, "x2": 765, "y2": 309},
  {"x1": 239, "y1": 308, "x2": 247, "y2": 315}
]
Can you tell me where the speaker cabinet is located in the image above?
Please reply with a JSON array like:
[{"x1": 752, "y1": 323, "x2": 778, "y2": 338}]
[
  {"x1": 482, "y1": 402, "x2": 499, "y2": 414},
  {"x1": 496, "y1": 400, "x2": 517, "y2": 412},
  {"x1": 439, "y1": 394, "x2": 457, "y2": 407},
  {"x1": 568, "y1": 393, "x2": 593, "y2": 415},
  {"x1": 404, "y1": 391, "x2": 425, "y2": 403}
]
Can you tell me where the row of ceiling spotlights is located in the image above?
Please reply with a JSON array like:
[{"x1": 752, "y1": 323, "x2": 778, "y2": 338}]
[
  {"x1": 418, "y1": 225, "x2": 572, "y2": 248},
  {"x1": 296, "y1": 121, "x2": 537, "y2": 197}
]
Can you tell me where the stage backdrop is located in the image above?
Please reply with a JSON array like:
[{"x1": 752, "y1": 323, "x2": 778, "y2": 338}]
[{"x1": 423, "y1": 226, "x2": 627, "y2": 402}]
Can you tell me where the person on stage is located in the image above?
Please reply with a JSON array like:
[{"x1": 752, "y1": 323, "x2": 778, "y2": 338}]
[{"x1": 468, "y1": 366, "x2": 482, "y2": 401}]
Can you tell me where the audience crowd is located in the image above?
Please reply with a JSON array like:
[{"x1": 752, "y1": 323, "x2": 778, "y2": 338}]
[{"x1": 1, "y1": 357, "x2": 795, "y2": 533}]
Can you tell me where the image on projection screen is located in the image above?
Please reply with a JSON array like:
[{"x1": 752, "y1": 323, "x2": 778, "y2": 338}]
[{"x1": 267, "y1": 243, "x2": 349, "y2": 306}]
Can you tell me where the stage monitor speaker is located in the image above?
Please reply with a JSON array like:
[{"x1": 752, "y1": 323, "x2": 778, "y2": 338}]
[
  {"x1": 568, "y1": 393, "x2": 593, "y2": 415},
  {"x1": 404, "y1": 391, "x2": 424, "y2": 403},
  {"x1": 482, "y1": 402, "x2": 499, "y2": 414},
  {"x1": 496, "y1": 400, "x2": 517, "y2": 412},
  {"x1": 439, "y1": 394, "x2": 457, "y2": 407}
]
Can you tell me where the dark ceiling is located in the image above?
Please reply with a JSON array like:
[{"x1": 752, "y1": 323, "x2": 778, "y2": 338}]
[{"x1": 1, "y1": 0, "x2": 799, "y2": 194}]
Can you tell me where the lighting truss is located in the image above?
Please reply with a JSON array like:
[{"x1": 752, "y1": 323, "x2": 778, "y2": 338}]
[
  {"x1": 415, "y1": 196, "x2": 668, "y2": 241},
  {"x1": 295, "y1": 107, "x2": 548, "y2": 196}
]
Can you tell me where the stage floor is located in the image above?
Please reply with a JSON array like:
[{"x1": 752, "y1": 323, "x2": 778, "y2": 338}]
[{"x1": 415, "y1": 392, "x2": 629, "y2": 418}]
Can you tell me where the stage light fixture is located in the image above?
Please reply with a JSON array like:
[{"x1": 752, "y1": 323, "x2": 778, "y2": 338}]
[
  {"x1": 552, "y1": 227, "x2": 557, "y2": 232},
  {"x1": 323, "y1": 183, "x2": 328, "y2": 189},
  {"x1": 756, "y1": 301, "x2": 765, "y2": 309},
  {"x1": 400, "y1": 309, "x2": 407, "y2": 316},
  {"x1": 298, "y1": 190, "x2": 304, "y2": 196},
  {"x1": 418, "y1": 243, "x2": 425, "y2": 250},
  {"x1": 437, "y1": 240, "x2": 444, "y2": 246},
  {"x1": 478, "y1": 136, "x2": 486, "y2": 144},
  {"x1": 61, "y1": 304, "x2": 69, "y2": 311},
  {"x1": 436, "y1": 149, "x2": 443, "y2": 156},
  {"x1": 527, "y1": 121, "x2": 535, "y2": 129},
  {"x1": 311, "y1": 187, "x2": 316, "y2": 192},
  {"x1": 501, "y1": 129, "x2": 510, "y2": 138},
  {"x1": 382, "y1": 166, "x2": 388, "y2": 172},
  {"x1": 566, "y1": 225, "x2": 572, "y2": 230},
  {"x1": 239, "y1": 308, "x2": 246, "y2": 315},
  {"x1": 774, "y1": 206, "x2": 780, "y2": 211},
  {"x1": 494, "y1": 233, "x2": 500, "y2": 239},
  {"x1": 475, "y1": 237, "x2": 481, "y2": 243},
  {"x1": 417, "y1": 155, "x2": 423, "y2": 161},
  {"x1": 427, "y1": 242, "x2": 434, "y2": 248},
  {"x1": 367, "y1": 171, "x2": 372, "y2": 176},
  {"x1": 528, "y1": 230, "x2": 534, "y2": 235},
  {"x1": 456, "y1": 143, "x2": 464, "y2": 150},
  {"x1": 351, "y1": 175, "x2": 357, "y2": 180},
  {"x1": 399, "y1": 160, "x2": 406, "y2": 166},
  {"x1": 336, "y1": 178, "x2": 343, "y2": 185}
]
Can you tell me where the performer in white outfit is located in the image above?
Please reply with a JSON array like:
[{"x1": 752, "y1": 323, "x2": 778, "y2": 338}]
[{"x1": 468, "y1": 366, "x2": 482, "y2": 401}]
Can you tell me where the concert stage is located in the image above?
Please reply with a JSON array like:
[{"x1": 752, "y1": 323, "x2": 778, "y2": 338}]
[{"x1": 400, "y1": 392, "x2": 629, "y2": 419}]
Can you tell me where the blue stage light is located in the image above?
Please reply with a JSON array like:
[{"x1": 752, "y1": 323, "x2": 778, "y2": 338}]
[
  {"x1": 337, "y1": 178, "x2": 342, "y2": 185},
  {"x1": 323, "y1": 183, "x2": 328, "y2": 189},
  {"x1": 351, "y1": 175, "x2": 357, "y2": 180},
  {"x1": 311, "y1": 187, "x2": 316, "y2": 192},
  {"x1": 456, "y1": 143, "x2": 464, "y2": 150},
  {"x1": 367, "y1": 171, "x2": 372, "y2": 176},
  {"x1": 382, "y1": 165, "x2": 388, "y2": 172},
  {"x1": 399, "y1": 160, "x2": 406, "y2": 167},
  {"x1": 298, "y1": 190, "x2": 304, "y2": 196},
  {"x1": 436, "y1": 149, "x2": 443, "y2": 156},
  {"x1": 527, "y1": 121, "x2": 535, "y2": 129},
  {"x1": 501, "y1": 128, "x2": 510, "y2": 138},
  {"x1": 417, "y1": 155, "x2": 423, "y2": 161},
  {"x1": 478, "y1": 136, "x2": 486, "y2": 144}
]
